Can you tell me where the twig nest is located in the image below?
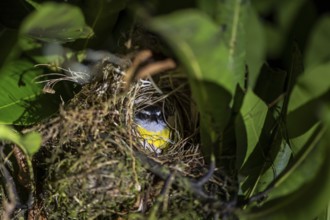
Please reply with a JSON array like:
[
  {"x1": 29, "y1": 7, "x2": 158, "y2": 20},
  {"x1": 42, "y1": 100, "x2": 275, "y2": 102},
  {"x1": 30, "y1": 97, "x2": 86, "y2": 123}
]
[{"x1": 32, "y1": 53, "x2": 231, "y2": 219}]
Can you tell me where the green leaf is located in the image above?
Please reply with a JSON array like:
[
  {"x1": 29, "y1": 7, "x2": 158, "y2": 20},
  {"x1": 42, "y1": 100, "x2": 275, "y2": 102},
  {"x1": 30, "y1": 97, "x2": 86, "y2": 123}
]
[
  {"x1": 238, "y1": 124, "x2": 330, "y2": 220},
  {"x1": 21, "y1": 131, "x2": 42, "y2": 156},
  {"x1": 316, "y1": 202, "x2": 330, "y2": 220},
  {"x1": 282, "y1": 44, "x2": 304, "y2": 112},
  {"x1": 288, "y1": 63, "x2": 330, "y2": 113},
  {"x1": 239, "y1": 115, "x2": 289, "y2": 196},
  {"x1": 245, "y1": 7, "x2": 266, "y2": 88},
  {"x1": 253, "y1": 64, "x2": 287, "y2": 105},
  {"x1": 196, "y1": 0, "x2": 222, "y2": 23},
  {"x1": 0, "y1": 125, "x2": 21, "y2": 146},
  {"x1": 235, "y1": 113, "x2": 247, "y2": 169},
  {"x1": 287, "y1": 97, "x2": 323, "y2": 139},
  {"x1": 254, "y1": 141, "x2": 291, "y2": 194},
  {"x1": 150, "y1": 10, "x2": 236, "y2": 94},
  {"x1": 215, "y1": 0, "x2": 247, "y2": 88},
  {"x1": 276, "y1": 0, "x2": 309, "y2": 34},
  {"x1": 0, "y1": 60, "x2": 41, "y2": 124},
  {"x1": 196, "y1": 80, "x2": 232, "y2": 157},
  {"x1": 18, "y1": 36, "x2": 42, "y2": 52},
  {"x1": 305, "y1": 14, "x2": 330, "y2": 69},
  {"x1": 240, "y1": 122, "x2": 291, "y2": 196},
  {"x1": 289, "y1": 122, "x2": 319, "y2": 155},
  {"x1": 201, "y1": 0, "x2": 248, "y2": 88},
  {"x1": 20, "y1": 2, "x2": 94, "y2": 43},
  {"x1": 26, "y1": 0, "x2": 41, "y2": 10},
  {"x1": 286, "y1": 63, "x2": 330, "y2": 138},
  {"x1": 238, "y1": 90, "x2": 268, "y2": 168},
  {"x1": 0, "y1": 125, "x2": 41, "y2": 197},
  {"x1": 148, "y1": 10, "x2": 237, "y2": 155},
  {"x1": 0, "y1": 60, "x2": 61, "y2": 125},
  {"x1": 267, "y1": 125, "x2": 325, "y2": 200},
  {"x1": 0, "y1": 125, "x2": 41, "y2": 156}
]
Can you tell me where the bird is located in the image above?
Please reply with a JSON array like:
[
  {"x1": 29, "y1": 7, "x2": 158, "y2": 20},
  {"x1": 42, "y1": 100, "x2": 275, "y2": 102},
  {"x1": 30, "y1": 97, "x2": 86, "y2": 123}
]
[{"x1": 134, "y1": 105, "x2": 171, "y2": 154}]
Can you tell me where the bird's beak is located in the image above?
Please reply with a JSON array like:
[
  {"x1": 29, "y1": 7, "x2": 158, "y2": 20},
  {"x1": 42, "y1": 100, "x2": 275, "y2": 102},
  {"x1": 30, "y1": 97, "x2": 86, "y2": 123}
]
[{"x1": 151, "y1": 115, "x2": 158, "y2": 123}]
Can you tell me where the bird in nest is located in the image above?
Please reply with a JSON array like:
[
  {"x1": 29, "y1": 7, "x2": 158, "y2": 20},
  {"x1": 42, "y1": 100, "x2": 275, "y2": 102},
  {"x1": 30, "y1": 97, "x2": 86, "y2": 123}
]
[{"x1": 134, "y1": 105, "x2": 172, "y2": 154}]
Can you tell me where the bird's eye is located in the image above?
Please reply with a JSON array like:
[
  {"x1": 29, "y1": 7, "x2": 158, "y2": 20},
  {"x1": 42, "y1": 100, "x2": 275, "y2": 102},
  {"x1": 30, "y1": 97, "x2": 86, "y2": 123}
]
[
  {"x1": 156, "y1": 115, "x2": 164, "y2": 122},
  {"x1": 135, "y1": 112, "x2": 148, "y2": 120}
]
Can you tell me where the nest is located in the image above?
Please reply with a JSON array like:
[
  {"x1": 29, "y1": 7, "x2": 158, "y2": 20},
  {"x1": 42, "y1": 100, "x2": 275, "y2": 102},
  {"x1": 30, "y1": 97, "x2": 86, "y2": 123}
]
[{"x1": 26, "y1": 55, "x2": 234, "y2": 219}]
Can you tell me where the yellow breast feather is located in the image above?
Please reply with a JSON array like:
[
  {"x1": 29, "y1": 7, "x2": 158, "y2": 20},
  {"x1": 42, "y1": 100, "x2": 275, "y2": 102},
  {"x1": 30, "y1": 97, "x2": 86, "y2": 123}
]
[{"x1": 137, "y1": 125, "x2": 171, "y2": 150}]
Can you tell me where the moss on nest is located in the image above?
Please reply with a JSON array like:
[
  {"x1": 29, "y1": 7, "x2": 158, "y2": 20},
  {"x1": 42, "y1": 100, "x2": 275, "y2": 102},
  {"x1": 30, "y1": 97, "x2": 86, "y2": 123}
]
[{"x1": 31, "y1": 57, "x2": 233, "y2": 219}]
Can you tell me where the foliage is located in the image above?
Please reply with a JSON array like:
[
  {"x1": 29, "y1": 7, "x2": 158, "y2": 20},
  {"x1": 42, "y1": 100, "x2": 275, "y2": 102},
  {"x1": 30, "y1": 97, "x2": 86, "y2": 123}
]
[
  {"x1": 0, "y1": 0, "x2": 329, "y2": 219},
  {"x1": 145, "y1": 0, "x2": 330, "y2": 219},
  {"x1": 0, "y1": 125, "x2": 41, "y2": 156}
]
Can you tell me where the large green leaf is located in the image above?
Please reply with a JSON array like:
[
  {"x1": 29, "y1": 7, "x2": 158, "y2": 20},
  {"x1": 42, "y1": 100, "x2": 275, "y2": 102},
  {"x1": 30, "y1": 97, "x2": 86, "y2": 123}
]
[
  {"x1": 287, "y1": 63, "x2": 330, "y2": 138},
  {"x1": 238, "y1": 106, "x2": 330, "y2": 220},
  {"x1": 0, "y1": 60, "x2": 60, "y2": 125},
  {"x1": 239, "y1": 120, "x2": 289, "y2": 196},
  {"x1": 148, "y1": 10, "x2": 238, "y2": 155},
  {"x1": 0, "y1": 60, "x2": 40, "y2": 124},
  {"x1": 218, "y1": 0, "x2": 247, "y2": 72},
  {"x1": 198, "y1": 0, "x2": 248, "y2": 87},
  {"x1": 289, "y1": 122, "x2": 319, "y2": 155},
  {"x1": 253, "y1": 141, "x2": 291, "y2": 194},
  {"x1": 304, "y1": 14, "x2": 330, "y2": 69},
  {"x1": 267, "y1": 125, "x2": 325, "y2": 200},
  {"x1": 288, "y1": 63, "x2": 330, "y2": 113},
  {"x1": 20, "y1": 2, "x2": 94, "y2": 43},
  {"x1": 244, "y1": 7, "x2": 266, "y2": 88},
  {"x1": 316, "y1": 202, "x2": 330, "y2": 220},
  {"x1": 237, "y1": 89, "x2": 268, "y2": 168},
  {"x1": 150, "y1": 10, "x2": 238, "y2": 94}
]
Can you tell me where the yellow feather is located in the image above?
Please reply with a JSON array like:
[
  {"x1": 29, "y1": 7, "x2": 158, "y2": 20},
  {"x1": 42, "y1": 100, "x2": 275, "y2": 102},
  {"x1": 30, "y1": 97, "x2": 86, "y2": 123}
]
[{"x1": 137, "y1": 125, "x2": 171, "y2": 149}]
